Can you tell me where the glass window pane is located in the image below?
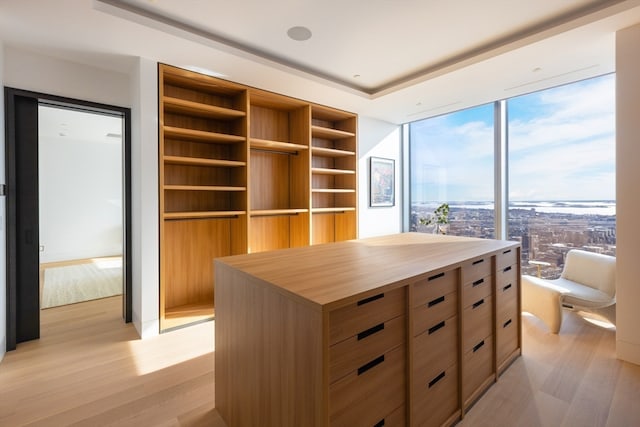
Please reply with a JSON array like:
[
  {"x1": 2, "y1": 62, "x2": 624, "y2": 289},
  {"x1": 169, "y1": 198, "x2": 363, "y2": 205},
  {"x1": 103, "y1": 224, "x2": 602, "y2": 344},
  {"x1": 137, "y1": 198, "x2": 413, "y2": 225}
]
[
  {"x1": 409, "y1": 103, "x2": 495, "y2": 238},
  {"x1": 507, "y1": 74, "x2": 616, "y2": 278}
]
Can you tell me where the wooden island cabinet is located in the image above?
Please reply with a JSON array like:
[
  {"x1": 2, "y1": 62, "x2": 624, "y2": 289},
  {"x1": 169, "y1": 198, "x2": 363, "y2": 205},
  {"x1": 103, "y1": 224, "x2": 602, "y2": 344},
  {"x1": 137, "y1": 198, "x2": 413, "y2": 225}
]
[{"x1": 215, "y1": 232, "x2": 521, "y2": 427}]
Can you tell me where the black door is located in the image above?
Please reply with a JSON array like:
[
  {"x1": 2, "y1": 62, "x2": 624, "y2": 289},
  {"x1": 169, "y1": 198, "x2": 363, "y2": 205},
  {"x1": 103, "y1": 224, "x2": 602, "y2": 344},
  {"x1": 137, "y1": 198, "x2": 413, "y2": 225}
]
[{"x1": 5, "y1": 88, "x2": 132, "y2": 351}]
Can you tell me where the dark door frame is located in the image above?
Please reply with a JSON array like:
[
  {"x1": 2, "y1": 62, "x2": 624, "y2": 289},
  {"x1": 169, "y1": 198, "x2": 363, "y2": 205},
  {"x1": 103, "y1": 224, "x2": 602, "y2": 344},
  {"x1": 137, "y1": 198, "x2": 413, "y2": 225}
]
[{"x1": 5, "y1": 87, "x2": 132, "y2": 351}]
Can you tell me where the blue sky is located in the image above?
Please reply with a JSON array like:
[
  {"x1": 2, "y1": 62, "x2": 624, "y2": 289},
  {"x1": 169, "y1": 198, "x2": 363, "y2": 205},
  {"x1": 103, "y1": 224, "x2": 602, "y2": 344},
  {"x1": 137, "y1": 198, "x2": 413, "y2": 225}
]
[{"x1": 410, "y1": 73, "x2": 616, "y2": 202}]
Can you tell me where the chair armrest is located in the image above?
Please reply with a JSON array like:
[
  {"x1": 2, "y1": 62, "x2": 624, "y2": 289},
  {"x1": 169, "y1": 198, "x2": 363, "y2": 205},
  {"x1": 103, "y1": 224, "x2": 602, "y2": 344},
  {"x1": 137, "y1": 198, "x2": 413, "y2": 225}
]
[{"x1": 522, "y1": 275, "x2": 565, "y2": 333}]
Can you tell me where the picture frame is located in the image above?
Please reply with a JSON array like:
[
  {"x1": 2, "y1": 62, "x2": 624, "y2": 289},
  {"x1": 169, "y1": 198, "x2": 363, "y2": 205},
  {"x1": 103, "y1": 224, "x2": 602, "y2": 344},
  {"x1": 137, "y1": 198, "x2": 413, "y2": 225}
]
[{"x1": 369, "y1": 156, "x2": 395, "y2": 207}]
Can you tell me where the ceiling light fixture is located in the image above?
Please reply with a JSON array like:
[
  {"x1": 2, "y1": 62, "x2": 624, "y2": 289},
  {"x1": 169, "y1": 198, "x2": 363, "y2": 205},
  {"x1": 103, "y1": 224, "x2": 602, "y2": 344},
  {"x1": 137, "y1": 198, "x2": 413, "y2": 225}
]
[{"x1": 287, "y1": 26, "x2": 312, "y2": 41}]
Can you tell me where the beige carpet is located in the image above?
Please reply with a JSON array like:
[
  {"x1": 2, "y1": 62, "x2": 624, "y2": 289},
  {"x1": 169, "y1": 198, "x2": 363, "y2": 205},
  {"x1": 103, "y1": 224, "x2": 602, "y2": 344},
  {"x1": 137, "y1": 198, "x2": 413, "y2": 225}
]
[{"x1": 41, "y1": 258, "x2": 123, "y2": 309}]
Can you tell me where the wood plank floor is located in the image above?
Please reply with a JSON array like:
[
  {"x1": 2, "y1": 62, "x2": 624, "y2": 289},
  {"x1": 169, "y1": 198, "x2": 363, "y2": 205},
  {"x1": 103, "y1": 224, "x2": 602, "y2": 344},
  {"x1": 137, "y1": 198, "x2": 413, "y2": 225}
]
[{"x1": 0, "y1": 297, "x2": 638, "y2": 426}]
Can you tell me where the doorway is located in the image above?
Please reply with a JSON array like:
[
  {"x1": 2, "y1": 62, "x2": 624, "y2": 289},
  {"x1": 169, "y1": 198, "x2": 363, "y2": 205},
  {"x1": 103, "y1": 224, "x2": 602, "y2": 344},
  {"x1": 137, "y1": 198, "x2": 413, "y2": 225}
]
[{"x1": 5, "y1": 88, "x2": 132, "y2": 351}]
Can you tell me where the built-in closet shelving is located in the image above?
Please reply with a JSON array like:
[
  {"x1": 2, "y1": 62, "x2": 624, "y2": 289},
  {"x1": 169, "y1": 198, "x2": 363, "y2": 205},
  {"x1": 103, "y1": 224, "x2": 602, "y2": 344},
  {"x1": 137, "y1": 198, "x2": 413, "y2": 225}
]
[{"x1": 158, "y1": 64, "x2": 358, "y2": 331}]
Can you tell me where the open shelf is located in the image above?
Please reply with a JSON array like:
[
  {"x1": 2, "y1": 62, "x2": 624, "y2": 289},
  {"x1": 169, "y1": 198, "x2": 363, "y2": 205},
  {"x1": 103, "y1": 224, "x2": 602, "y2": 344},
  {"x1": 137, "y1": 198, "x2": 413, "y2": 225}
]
[
  {"x1": 312, "y1": 207, "x2": 357, "y2": 213},
  {"x1": 164, "y1": 155, "x2": 246, "y2": 168},
  {"x1": 162, "y1": 303, "x2": 215, "y2": 331},
  {"x1": 311, "y1": 125, "x2": 355, "y2": 140},
  {"x1": 164, "y1": 210, "x2": 246, "y2": 220},
  {"x1": 250, "y1": 138, "x2": 308, "y2": 153},
  {"x1": 311, "y1": 146, "x2": 356, "y2": 157},
  {"x1": 312, "y1": 188, "x2": 356, "y2": 193},
  {"x1": 163, "y1": 96, "x2": 246, "y2": 120},
  {"x1": 164, "y1": 184, "x2": 246, "y2": 192},
  {"x1": 312, "y1": 167, "x2": 356, "y2": 175},
  {"x1": 250, "y1": 208, "x2": 309, "y2": 216},
  {"x1": 164, "y1": 126, "x2": 245, "y2": 144}
]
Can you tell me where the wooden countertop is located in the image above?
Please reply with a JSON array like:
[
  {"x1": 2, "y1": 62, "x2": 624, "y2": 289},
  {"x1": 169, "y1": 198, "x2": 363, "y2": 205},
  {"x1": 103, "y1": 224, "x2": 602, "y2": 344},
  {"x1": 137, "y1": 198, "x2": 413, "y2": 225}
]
[{"x1": 215, "y1": 232, "x2": 519, "y2": 311}]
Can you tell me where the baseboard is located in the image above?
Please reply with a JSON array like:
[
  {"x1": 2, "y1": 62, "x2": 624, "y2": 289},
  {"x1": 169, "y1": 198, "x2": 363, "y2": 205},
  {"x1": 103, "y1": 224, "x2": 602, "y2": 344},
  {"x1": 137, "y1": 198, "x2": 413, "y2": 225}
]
[
  {"x1": 133, "y1": 311, "x2": 159, "y2": 340},
  {"x1": 616, "y1": 338, "x2": 640, "y2": 365},
  {"x1": 0, "y1": 336, "x2": 6, "y2": 363}
]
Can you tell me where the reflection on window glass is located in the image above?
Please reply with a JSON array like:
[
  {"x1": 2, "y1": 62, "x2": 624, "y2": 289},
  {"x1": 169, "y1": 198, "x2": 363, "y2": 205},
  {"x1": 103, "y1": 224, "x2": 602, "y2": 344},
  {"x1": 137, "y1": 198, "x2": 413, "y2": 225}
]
[
  {"x1": 507, "y1": 74, "x2": 616, "y2": 278},
  {"x1": 409, "y1": 103, "x2": 495, "y2": 238}
]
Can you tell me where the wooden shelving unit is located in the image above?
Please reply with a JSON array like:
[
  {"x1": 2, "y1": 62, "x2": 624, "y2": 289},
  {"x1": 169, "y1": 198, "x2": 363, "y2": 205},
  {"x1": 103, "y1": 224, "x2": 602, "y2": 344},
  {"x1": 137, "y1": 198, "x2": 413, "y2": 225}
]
[{"x1": 158, "y1": 64, "x2": 358, "y2": 331}]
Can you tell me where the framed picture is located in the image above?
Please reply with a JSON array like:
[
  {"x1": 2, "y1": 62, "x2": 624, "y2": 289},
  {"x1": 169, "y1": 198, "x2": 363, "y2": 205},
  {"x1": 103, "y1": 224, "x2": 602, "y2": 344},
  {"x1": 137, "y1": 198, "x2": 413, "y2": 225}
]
[{"x1": 369, "y1": 157, "x2": 395, "y2": 207}]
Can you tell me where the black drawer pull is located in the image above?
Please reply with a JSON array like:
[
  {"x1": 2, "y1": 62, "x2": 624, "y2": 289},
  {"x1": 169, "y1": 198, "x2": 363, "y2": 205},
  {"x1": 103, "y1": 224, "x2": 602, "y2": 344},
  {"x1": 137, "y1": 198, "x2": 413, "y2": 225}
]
[
  {"x1": 428, "y1": 272, "x2": 445, "y2": 281},
  {"x1": 357, "y1": 293, "x2": 384, "y2": 306},
  {"x1": 503, "y1": 318, "x2": 513, "y2": 328},
  {"x1": 358, "y1": 323, "x2": 384, "y2": 341},
  {"x1": 472, "y1": 259, "x2": 484, "y2": 265},
  {"x1": 358, "y1": 355, "x2": 384, "y2": 375},
  {"x1": 473, "y1": 340, "x2": 485, "y2": 353},
  {"x1": 503, "y1": 283, "x2": 512, "y2": 292},
  {"x1": 428, "y1": 371, "x2": 446, "y2": 388},
  {"x1": 373, "y1": 420, "x2": 385, "y2": 427},
  {"x1": 503, "y1": 249, "x2": 512, "y2": 254},
  {"x1": 472, "y1": 278, "x2": 484, "y2": 287},
  {"x1": 472, "y1": 299, "x2": 485, "y2": 309},
  {"x1": 428, "y1": 295, "x2": 445, "y2": 307},
  {"x1": 503, "y1": 265, "x2": 512, "y2": 272},
  {"x1": 428, "y1": 320, "x2": 446, "y2": 335}
]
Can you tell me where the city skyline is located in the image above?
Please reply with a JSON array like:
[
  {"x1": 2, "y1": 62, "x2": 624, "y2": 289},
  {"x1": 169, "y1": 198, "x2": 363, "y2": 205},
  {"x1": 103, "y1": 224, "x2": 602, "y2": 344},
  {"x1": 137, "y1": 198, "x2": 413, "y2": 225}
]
[{"x1": 410, "y1": 73, "x2": 616, "y2": 203}]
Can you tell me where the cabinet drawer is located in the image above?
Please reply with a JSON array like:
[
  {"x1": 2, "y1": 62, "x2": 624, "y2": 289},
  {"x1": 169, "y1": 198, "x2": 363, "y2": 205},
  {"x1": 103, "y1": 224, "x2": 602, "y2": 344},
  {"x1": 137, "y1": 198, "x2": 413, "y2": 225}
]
[
  {"x1": 413, "y1": 290, "x2": 457, "y2": 336},
  {"x1": 413, "y1": 315, "x2": 458, "y2": 389},
  {"x1": 496, "y1": 272, "x2": 518, "y2": 307},
  {"x1": 462, "y1": 256, "x2": 491, "y2": 283},
  {"x1": 330, "y1": 315, "x2": 405, "y2": 384},
  {"x1": 463, "y1": 296, "x2": 493, "y2": 353},
  {"x1": 496, "y1": 263, "x2": 517, "y2": 290},
  {"x1": 330, "y1": 345, "x2": 405, "y2": 426},
  {"x1": 496, "y1": 247, "x2": 517, "y2": 270},
  {"x1": 370, "y1": 404, "x2": 405, "y2": 427},
  {"x1": 497, "y1": 311, "x2": 519, "y2": 367},
  {"x1": 462, "y1": 273, "x2": 492, "y2": 308},
  {"x1": 463, "y1": 335, "x2": 494, "y2": 402},
  {"x1": 412, "y1": 269, "x2": 457, "y2": 308},
  {"x1": 412, "y1": 363, "x2": 459, "y2": 427},
  {"x1": 330, "y1": 287, "x2": 405, "y2": 345}
]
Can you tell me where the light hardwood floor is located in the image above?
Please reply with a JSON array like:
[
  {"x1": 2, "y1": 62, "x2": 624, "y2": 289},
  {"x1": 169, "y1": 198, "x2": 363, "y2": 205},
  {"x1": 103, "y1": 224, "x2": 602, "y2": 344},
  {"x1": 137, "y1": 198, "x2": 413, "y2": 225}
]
[{"x1": 0, "y1": 297, "x2": 638, "y2": 426}]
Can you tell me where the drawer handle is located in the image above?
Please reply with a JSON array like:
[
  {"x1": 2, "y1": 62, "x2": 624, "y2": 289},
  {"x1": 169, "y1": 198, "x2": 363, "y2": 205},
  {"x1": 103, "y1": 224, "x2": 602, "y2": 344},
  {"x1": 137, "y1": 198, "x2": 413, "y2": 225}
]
[
  {"x1": 428, "y1": 295, "x2": 445, "y2": 307},
  {"x1": 503, "y1": 265, "x2": 512, "y2": 272},
  {"x1": 428, "y1": 371, "x2": 446, "y2": 388},
  {"x1": 472, "y1": 278, "x2": 484, "y2": 287},
  {"x1": 472, "y1": 299, "x2": 485, "y2": 309},
  {"x1": 428, "y1": 272, "x2": 445, "y2": 281},
  {"x1": 373, "y1": 420, "x2": 385, "y2": 427},
  {"x1": 472, "y1": 259, "x2": 484, "y2": 265},
  {"x1": 428, "y1": 320, "x2": 446, "y2": 335},
  {"x1": 357, "y1": 323, "x2": 384, "y2": 341},
  {"x1": 473, "y1": 340, "x2": 485, "y2": 353},
  {"x1": 358, "y1": 355, "x2": 384, "y2": 376},
  {"x1": 357, "y1": 293, "x2": 384, "y2": 306},
  {"x1": 503, "y1": 318, "x2": 513, "y2": 328},
  {"x1": 503, "y1": 283, "x2": 512, "y2": 292},
  {"x1": 503, "y1": 249, "x2": 512, "y2": 254}
]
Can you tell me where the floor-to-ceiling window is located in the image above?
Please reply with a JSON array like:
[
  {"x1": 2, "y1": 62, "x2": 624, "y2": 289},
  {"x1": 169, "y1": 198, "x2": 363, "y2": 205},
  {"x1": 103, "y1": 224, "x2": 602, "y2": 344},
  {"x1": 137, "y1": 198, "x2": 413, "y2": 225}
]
[
  {"x1": 409, "y1": 103, "x2": 495, "y2": 238},
  {"x1": 508, "y1": 74, "x2": 616, "y2": 278},
  {"x1": 408, "y1": 74, "x2": 615, "y2": 276}
]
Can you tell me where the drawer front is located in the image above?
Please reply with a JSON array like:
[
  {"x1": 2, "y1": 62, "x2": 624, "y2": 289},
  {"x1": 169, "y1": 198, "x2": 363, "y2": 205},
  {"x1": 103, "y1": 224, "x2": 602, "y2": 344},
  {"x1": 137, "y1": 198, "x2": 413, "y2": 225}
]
[
  {"x1": 330, "y1": 315, "x2": 405, "y2": 384},
  {"x1": 371, "y1": 404, "x2": 405, "y2": 427},
  {"x1": 330, "y1": 287, "x2": 405, "y2": 345},
  {"x1": 412, "y1": 363, "x2": 459, "y2": 427},
  {"x1": 413, "y1": 315, "x2": 458, "y2": 389},
  {"x1": 412, "y1": 269, "x2": 457, "y2": 308},
  {"x1": 496, "y1": 270, "x2": 518, "y2": 307},
  {"x1": 330, "y1": 345, "x2": 405, "y2": 426},
  {"x1": 463, "y1": 296, "x2": 493, "y2": 353},
  {"x1": 413, "y1": 290, "x2": 457, "y2": 336},
  {"x1": 463, "y1": 334, "x2": 494, "y2": 402},
  {"x1": 462, "y1": 273, "x2": 492, "y2": 308},
  {"x1": 462, "y1": 256, "x2": 491, "y2": 283},
  {"x1": 496, "y1": 247, "x2": 517, "y2": 271},
  {"x1": 497, "y1": 297, "x2": 519, "y2": 366}
]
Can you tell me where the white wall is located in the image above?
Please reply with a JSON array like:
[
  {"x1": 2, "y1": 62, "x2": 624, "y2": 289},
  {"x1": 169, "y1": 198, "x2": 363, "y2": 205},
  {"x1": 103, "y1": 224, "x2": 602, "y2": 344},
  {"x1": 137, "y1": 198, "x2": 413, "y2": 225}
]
[
  {"x1": 0, "y1": 40, "x2": 7, "y2": 359},
  {"x1": 358, "y1": 116, "x2": 403, "y2": 238},
  {"x1": 130, "y1": 57, "x2": 159, "y2": 338},
  {"x1": 615, "y1": 23, "x2": 640, "y2": 365},
  {"x1": 38, "y1": 114, "x2": 123, "y2": 263}
]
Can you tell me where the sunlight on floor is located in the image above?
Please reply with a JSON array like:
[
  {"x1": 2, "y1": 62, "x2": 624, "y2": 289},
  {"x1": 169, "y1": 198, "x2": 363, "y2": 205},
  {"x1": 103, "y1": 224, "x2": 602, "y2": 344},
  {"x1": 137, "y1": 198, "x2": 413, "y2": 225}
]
[{"x1": 127, "y1": 320, "x2": 215, "y2": 376}]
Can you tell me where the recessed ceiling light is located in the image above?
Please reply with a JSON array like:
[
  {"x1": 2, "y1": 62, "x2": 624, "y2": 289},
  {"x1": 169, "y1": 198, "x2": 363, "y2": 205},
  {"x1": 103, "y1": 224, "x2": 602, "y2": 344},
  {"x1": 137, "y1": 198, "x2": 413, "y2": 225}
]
[
  {"x1": 287, "y1": 26, "x2": 312, "y2": 41},
  {"x1": 533, "y1": 67, "x2": 542, "y2": 72},
  {"x1": 353, "y1": 74, "x2": 361, "y2": 78}
]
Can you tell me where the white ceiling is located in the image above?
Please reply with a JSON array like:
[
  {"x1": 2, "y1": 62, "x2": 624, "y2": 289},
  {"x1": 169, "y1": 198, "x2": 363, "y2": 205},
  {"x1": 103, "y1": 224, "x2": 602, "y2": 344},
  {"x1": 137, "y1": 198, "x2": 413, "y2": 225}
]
[{"x1": 1, "y1": 0, "x2": 640, "y2": 124}]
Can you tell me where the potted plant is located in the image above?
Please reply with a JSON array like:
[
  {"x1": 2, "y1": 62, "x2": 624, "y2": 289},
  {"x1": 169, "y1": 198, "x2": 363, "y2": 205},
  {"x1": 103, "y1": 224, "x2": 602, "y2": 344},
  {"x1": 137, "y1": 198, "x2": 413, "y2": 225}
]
[{"x1": 419, "y1": 203, "x2": 450, "y2": 234}]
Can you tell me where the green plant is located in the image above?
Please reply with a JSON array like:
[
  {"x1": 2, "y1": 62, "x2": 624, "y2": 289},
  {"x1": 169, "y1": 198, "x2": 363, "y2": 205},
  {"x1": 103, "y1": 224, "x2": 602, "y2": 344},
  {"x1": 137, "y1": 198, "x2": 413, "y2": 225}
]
[{"x1": 419, "y1": 203, "x2": 450, "y2": 234}]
